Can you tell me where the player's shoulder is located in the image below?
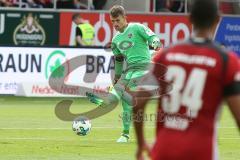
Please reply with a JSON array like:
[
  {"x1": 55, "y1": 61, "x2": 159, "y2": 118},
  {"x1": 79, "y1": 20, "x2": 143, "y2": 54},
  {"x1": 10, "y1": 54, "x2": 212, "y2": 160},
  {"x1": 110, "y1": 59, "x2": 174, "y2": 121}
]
[
  {"x1": 171, "y1": 38, "x2": 231, "y2": 57},
  {"x1": 209, "y1": 42, "x2": 239, "y2": 63},
  {"x1": 128, "y1": 22, "x2": 145, "y2": 29},
  {"x1": 129, "y1": 22, "x2": 141, "y2": 26},
  {"x1": 153, "y1": 39, "x2": 227, "y2": 62},
  {"x1": 194, "y1": 39, "x2": 238, "y2": 64},
  {"x1": 163, "y1": 38, "x2": 239, "y2": 68},
  {"x1": 206, "y1": 40, "x2": 230, "y2": 55}
]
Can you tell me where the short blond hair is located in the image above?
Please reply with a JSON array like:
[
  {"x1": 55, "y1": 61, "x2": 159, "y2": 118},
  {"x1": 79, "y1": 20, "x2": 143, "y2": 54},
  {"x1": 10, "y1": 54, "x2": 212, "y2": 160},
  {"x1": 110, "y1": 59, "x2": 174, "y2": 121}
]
[{"x1": 110, "y1": 5, "x2": 126, "y2": 17}]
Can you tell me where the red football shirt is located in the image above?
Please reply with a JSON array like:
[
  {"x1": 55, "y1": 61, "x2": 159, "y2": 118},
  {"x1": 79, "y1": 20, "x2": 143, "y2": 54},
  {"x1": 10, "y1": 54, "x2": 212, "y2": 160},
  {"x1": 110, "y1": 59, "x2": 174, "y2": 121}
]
[{"x1": 151, "y1": 38, "x2": 240, "y2": 160}]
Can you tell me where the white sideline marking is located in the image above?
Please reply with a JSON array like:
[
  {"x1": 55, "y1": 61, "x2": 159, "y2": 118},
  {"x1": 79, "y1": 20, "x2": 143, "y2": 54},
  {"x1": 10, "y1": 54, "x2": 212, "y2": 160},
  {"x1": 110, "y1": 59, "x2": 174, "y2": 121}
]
[
  {"x1": 0, "y1": 137, "x2": 121, "y2": 141},
  {"x1": 0, "y1": 137, "x2": 239, "y2": 141},
  {"x1": 1, "y1": 128, "x2": 62, "y2": 130},
  {"x1": 0, "y1": 127, "x2": 115, "y2": 130},
  {"x1": 218, "y1": 138, "x2": 240, "y2": 140},
  {"x1": 0, "y1": 127, "x2": 123, "y2": 130},
  {"x1": 0, "y1": 126, "x2": 236, "y2": 130}
]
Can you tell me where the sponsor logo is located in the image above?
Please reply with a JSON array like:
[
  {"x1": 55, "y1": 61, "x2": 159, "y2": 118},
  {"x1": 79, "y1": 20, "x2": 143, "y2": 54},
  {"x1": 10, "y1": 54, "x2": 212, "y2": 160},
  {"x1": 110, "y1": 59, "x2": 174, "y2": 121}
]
[
  {"x1": 86, "y1": 55, "x2": 114, "y2": 74},
  {"x1": 32, "y1": 85, "x2": 55, "y2": 94},
  {"x1": 13, "y1": 13, "x2": 46, "y2": 45},
  {"x1": 0, "y1": 53, "x2": 42, "y2": 73},
  {"x1": 45, "y1": 50, "x2": 69, "y2": 80},
  {"x1": 31, "y1": 85, "x2": 79, "y2": 95}
]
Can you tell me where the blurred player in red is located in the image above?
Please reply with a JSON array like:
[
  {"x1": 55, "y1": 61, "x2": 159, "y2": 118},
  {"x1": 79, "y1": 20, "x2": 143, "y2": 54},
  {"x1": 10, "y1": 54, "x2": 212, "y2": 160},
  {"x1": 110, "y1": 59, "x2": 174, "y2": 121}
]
[{"x1": 133, "y1": 0, "x2": 240, "y2": 160}]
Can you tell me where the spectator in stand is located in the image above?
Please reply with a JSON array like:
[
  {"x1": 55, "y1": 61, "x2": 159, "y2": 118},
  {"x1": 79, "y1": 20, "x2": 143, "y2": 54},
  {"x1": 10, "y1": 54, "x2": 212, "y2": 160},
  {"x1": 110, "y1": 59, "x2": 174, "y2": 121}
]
[
  {"x1": 169, "y1": 0, "x2": 185, "y2": 13},
  {"x1": 22, "y1": 0, "x2": 39, "y2": 8},
  {"x1": 155, "y1": 0, "x2": 185, "y2": 13},
  {"x1": 92, "y1": 0, "x2": 107, "y2": 10},
  {"x1": 57, "y1": 0, "x2": 92, "y2": 9},
  {"x1": 22, "y1": 0, "x2": 53, "y2": 8},
  {"x1": 155, "y1": 0, "x2": 170, "y2": 12},
  {"x1": 36, "y1": 0, "x2": 53, "y2": 8},
  {"x1": 0, "y1": 0, "x2": 19, "y2": 7}
]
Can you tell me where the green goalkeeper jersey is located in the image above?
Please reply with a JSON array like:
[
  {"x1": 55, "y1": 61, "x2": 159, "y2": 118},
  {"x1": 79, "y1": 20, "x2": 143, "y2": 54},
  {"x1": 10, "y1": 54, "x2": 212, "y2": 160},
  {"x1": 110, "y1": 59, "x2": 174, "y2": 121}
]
[{"x1": 112, "y1": 23, "x2": 158, "y2": 67}]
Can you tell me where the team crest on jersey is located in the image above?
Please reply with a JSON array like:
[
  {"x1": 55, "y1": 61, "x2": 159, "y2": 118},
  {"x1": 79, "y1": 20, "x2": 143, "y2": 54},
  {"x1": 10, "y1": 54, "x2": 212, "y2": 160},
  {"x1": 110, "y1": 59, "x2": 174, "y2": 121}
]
[{"x1": 128, "y1": 33, "x2": 133, "y2": 38}]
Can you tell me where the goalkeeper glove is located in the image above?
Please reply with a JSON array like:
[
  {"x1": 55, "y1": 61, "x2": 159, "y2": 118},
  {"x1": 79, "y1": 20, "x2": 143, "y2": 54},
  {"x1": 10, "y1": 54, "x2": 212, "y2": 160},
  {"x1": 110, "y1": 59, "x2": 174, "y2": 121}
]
[{"x1": 151, "y1": 38, "x2": 162, "y2": 50}]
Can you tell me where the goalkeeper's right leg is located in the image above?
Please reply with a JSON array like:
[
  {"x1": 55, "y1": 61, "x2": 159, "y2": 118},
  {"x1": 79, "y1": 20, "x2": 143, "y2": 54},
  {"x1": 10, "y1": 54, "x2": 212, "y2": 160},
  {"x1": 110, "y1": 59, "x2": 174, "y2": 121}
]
[
  {"x1": 86, "y1": 85, "x2": 120, "y2": 107},
  {"x1": 85, "y1": 92, "x2": 104, "y2": 106}
]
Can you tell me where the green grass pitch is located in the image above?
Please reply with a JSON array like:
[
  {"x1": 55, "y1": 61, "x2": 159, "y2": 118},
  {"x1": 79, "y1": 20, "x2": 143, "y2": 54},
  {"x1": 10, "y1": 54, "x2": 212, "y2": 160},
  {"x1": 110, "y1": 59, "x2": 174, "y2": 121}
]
[{"x1": 0, "y1": 97, "x2": 239, "y2": 160}]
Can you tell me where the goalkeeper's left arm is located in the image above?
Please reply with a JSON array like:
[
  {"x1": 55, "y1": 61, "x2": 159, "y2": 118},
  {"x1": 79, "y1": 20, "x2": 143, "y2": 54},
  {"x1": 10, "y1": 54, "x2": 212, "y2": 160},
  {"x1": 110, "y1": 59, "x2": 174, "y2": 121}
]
[{"x1": 137, "y1": 24, "x2": 162, "y2": 50}]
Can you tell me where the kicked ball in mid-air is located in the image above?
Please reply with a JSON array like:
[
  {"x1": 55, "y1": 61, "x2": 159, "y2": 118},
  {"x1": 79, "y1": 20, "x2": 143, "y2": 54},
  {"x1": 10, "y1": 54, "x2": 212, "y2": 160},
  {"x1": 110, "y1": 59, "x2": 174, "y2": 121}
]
[{"x1": 72, "y1": 117, "x2": 91, "y2": 136}]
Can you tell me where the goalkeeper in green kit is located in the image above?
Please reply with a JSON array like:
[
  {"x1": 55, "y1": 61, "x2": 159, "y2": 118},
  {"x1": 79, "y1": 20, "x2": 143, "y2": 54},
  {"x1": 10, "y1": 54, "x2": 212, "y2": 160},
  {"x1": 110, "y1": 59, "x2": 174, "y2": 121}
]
[{"x1": 86, "y1": 5, "x2": 161, "y2": 143}]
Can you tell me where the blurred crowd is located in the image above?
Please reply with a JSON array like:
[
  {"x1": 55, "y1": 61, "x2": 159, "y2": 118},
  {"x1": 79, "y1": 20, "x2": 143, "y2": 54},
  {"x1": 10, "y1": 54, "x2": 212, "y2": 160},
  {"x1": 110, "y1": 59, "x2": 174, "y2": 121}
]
[
  {"x1": 154, "y1": 0, "x2": 240, "y2": 14},
  {"x1": 57, "y1": 0, "x2": 107, "y2": 10},
  {"x1": 0, "y1": 0, "x2": 53, "y2": 8},
  {"x1": 0, "y1": 0, "x2": 240, "y2": 14},
  {"x1": 0, "y1": 0, "x2": 107, "y2": 9}
]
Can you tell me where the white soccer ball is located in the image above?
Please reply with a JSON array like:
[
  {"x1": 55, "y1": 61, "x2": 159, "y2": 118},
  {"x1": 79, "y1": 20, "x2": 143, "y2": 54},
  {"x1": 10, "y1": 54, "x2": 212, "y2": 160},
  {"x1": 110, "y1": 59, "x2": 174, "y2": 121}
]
[{"x1": 72, "y1": 117, "x2": 91, "y2": 136}]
